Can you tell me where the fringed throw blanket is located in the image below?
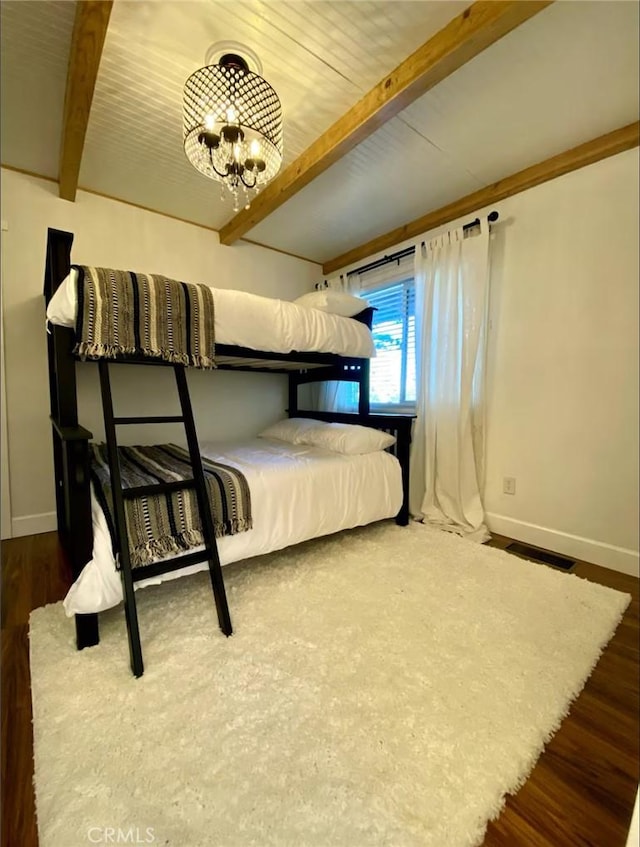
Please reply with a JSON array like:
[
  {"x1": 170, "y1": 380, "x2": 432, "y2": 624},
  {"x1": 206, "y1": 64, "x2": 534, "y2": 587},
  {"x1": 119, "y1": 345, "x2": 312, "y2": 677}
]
[
  {"x1": 73, "y1": 265, "x2": 216, "y2": 368},
  {"x1": 90, "y1": 444, "x2": 252, "y2": 569}
]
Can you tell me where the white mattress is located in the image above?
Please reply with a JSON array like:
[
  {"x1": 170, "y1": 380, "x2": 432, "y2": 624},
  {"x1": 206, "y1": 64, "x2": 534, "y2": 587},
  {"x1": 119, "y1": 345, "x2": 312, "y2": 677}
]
[
  {"x1": 47, "y1": 269, "x2": 375, "y2": 358},
  {"x1": 63, "y1": 438, "x2": 403, "y2": 616}
]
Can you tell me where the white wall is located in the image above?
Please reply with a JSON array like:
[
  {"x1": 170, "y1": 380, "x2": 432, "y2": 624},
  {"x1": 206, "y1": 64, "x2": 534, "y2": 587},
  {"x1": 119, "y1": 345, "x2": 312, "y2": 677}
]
[
  {"x1": 0, "y1": 169, "x2": 320, "y2": 537},
  {"x1": 483, "y1": 149, "x2": 639, "y2": 576},
  {"x1": 0, "y1": 272, "x2": 11, "y2": 540}
]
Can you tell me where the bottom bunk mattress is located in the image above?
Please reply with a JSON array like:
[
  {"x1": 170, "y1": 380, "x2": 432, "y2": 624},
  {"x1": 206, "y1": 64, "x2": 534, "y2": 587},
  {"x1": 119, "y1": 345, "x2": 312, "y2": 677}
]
[{"x1": 64, "y1": 437, "x2": 403, "y2": 616}]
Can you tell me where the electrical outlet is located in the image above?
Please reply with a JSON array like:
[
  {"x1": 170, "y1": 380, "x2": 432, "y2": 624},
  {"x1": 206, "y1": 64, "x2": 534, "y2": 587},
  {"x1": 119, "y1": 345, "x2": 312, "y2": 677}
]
[
  {"x1": 1, "y1": 220, "x2": 8, "y2": 232},
  {"x1": 503, "y1": 476, "x2": 516, "y2": 495}
]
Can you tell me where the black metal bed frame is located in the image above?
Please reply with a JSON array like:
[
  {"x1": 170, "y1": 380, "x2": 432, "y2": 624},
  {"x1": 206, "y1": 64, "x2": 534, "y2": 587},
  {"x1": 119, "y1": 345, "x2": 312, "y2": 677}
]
[{"x1": 43, "y1": 227, "x2": 414, "y2": 662}]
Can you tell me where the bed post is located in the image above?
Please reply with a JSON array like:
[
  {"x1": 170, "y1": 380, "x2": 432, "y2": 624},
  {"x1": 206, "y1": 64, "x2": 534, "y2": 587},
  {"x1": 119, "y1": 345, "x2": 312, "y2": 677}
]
[
  {"x1": 393, "y1": 416, "x2": 412, "y2": 526},
  {"x1": 358, "y1": 359, "x2": 370, "y2": 416},
  {"x1": 44, "y1": 228, "x2": 99, "y2": 650},
  {"x1": 288, "y1": 371, "x2": 300, "y2": 416}
]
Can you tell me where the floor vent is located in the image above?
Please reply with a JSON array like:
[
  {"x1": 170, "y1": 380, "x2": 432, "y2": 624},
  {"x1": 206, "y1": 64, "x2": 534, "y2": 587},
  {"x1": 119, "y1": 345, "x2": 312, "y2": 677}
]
[{"x1": 506, "y1": 542, "x2": 576, "y2": 571}]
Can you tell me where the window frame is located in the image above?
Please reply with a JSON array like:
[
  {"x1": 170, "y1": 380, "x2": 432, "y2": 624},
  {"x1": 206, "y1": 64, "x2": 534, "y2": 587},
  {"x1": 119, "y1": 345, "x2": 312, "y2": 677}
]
[{"x1": 366, "y1": 275, "x2": 416, "y2": 415}]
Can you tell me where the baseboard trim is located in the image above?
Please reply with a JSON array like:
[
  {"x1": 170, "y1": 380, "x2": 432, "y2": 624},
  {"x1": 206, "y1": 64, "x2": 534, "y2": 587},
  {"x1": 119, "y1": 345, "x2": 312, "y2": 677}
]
[
  {"x1": 485, "y1": 513, "x2": 639, "y2": 578},
  {"x1": 11, "y1": 512, "x2": 57, "y2": 538}
]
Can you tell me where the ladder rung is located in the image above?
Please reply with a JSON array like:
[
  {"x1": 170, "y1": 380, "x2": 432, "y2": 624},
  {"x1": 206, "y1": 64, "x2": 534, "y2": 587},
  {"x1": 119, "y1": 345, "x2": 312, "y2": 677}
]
[
  {"x1": 113, "y1": 415, "x2": 184, "y2": 425},
  {"x1": 123, "y1": 479, "x2": 196, "y2": 499},
  {"x1": 132, "y1": 548, "x2": 217, "y2": 582}
]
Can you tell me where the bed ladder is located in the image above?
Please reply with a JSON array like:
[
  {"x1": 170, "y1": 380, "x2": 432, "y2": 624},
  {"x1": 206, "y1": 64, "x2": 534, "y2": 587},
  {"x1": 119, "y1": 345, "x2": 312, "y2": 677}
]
[{"x1": 98, "y1": 360, "x2": 232, "y2": 678}]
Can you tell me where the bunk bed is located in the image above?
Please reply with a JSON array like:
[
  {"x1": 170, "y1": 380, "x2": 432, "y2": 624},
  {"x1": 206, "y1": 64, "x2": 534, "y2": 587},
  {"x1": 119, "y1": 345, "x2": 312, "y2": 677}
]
[{"x1": 43, "y1": 227, "x2": 413, "y2": 677}]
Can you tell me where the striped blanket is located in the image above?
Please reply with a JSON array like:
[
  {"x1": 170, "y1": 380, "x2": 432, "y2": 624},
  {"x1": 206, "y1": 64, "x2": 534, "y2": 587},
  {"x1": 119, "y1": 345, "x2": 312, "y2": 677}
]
[
  {"x1": 90, "y1": 444, "x2": 252, "y2": 569},
  {"x1": 73, "y1": 265, "x2": 217, "y2": 368}
]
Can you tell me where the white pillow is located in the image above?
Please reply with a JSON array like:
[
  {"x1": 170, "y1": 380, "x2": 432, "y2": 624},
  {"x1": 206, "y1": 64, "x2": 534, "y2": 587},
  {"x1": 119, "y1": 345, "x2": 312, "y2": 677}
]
[
  {"x1": 258, "y1": 417, "x2": 323, "y2": 444},
  {"x1": 294, "y1": 290, "x2": 367, "y2": 318},
  {"x1": 46, "y1": 268, "x2": 78, "y2": 328},
  {"x1": 298, "y1": 422, "x2": 396, "y2": 455}
]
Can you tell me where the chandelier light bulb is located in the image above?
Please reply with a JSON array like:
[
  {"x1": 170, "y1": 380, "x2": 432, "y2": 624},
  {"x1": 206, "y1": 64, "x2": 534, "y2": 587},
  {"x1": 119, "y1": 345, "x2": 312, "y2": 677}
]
[
  {"x1": 204, "y1": 113, "x2": 215, "y2": 131},
  {"x1": 225, "y1": 106, "x2": 237, "y2": 123},
  {"x1": 249, "y1": 139, "x2": 261, "y2": 157}
]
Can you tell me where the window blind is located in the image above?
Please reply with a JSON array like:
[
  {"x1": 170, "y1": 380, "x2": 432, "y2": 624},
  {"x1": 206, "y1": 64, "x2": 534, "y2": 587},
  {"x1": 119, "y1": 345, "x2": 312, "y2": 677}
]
[{"x1": 350, "y1": 255, "x2": 416, "y2": 409}]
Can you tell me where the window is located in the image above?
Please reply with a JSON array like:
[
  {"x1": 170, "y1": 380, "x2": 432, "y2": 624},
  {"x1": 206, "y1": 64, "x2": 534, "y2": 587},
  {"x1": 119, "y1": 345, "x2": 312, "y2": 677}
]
[
  {"x1": 350, "y1": 251, "x2": 416, "y2": 412},
  {"x1": 367, "y1": 279, "x2": 416, "y2": 410}
]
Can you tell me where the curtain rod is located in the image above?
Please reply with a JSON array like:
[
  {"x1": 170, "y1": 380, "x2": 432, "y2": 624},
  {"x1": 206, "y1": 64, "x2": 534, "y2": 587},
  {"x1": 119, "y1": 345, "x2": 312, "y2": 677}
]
[{"x1": 345, "y1": 210, "x2": 499, "y2": 278}]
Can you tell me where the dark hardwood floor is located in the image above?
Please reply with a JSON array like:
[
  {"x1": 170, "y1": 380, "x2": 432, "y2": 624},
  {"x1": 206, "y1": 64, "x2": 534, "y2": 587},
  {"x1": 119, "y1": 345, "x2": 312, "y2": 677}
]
[{"x1": 2, "y1": 531, "x2": 638, "y2": 847}]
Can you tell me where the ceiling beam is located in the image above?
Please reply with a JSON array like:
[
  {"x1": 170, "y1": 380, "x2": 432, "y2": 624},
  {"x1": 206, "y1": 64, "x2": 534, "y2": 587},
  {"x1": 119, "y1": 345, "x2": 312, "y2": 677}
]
[
  {"x1": 218, "y1": 0, "x2": 553, "y2": 246},
  {"x1": 58, "y1": 0, "x2": 113, "y2": 202},
  {"x1": 322, "y1": 121, "x2": 640, "y2": 274}
]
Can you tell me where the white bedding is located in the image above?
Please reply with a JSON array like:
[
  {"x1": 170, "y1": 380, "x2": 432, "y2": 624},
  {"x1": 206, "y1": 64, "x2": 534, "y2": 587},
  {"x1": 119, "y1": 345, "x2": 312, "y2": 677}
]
[
  {"x1": 63, "y1": 438, "x2": 403, "y2": 616},
  {"x1": 47, "y1": 269, "x2": 375, "y2": 358}
]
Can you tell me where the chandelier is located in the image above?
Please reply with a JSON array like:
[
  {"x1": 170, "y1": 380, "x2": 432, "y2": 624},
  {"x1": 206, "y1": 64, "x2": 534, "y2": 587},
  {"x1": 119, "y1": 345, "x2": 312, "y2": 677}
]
[{"x1": 183, "y1": 44, "x2": 283, "y2": 211}]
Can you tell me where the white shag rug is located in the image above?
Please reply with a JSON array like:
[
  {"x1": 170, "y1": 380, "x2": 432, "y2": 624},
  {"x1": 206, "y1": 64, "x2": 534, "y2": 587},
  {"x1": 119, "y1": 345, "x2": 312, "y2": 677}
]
[{"x1": 30, "y1": 521, "x2": 630, "y2": 847}]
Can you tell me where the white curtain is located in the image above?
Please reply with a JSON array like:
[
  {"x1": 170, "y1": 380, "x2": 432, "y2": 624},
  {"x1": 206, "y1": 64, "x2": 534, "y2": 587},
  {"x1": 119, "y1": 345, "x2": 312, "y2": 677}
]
[{"x1": 409, "y1": 220, "x2": 491, "y2": 541}]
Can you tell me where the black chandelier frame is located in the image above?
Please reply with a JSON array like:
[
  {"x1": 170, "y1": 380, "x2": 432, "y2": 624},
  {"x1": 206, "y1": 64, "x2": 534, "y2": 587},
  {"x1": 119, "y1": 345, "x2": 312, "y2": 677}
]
[{"x1": 183, "y1": 52, "x2": 283, "y2": 196}]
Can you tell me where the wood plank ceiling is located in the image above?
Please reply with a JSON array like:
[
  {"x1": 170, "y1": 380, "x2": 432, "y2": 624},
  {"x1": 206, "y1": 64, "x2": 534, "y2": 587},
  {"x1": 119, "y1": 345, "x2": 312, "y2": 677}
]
[
  {"x1": 1, "y1": 0, "x2": 638, "y2": 269},
  {"x1": 218, "y1": 1, "x2": 553, "y2": 246}
]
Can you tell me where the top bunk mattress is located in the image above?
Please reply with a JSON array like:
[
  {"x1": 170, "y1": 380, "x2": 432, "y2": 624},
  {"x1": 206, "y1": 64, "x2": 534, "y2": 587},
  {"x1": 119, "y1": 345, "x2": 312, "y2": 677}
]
[{"x1": 46, "y1": 268, "x2": 375, "y2": 359}]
